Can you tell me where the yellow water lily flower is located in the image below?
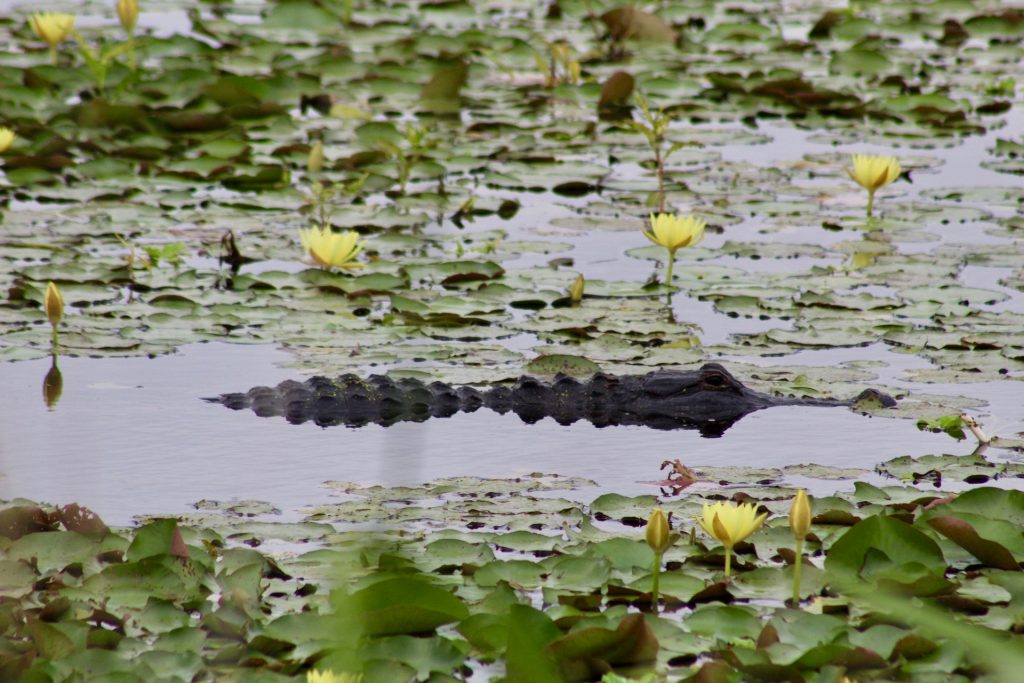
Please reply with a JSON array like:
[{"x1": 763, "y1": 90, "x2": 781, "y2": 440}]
[
  {"x1": 846, "y1": 154, "x2": 900, "y2": 217},
  {"x1": 697, "y1": 501, "x2": 767, "y2": 550},
  {"x1": 643, "y1": 212, "x2": 705, "y2": 289},
  {"x1": 29, "y1": 12, "x2": 75, "y2": 48},
  {"x1": 117, "y1": 0, "x2": 139, "y2": 33},
  {"x1": 307, "y1": 671, "x2": 362, "y2": 683},
  {"x1": 0, "y1": 127, "x2": 15, "y2": 154},
  {"x1": 299, "y1": 227, "x2": 365, "y2": 271},
  {"x1": 30, "y1": 12, "x2": 75, "y2": 65},
  {"x1": 696, "y1": 501, "x2": 767, "y2": 577},
  {"x1": 643, "y1": 212, "x2": 705, "y2": 255}
]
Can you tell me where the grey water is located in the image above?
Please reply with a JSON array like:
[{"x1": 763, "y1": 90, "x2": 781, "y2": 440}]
[{"x1": 0, "y1": 341, "x2": 1011, "y2": 527}]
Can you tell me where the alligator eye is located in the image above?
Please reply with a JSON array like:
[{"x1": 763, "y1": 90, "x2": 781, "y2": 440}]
[{"x1": 703, "y1": 373, "x2": 727, "y2": 388}]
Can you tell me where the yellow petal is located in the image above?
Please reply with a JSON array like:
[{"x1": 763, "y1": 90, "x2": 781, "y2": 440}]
[{"x1": 710, "y1": 512, "x2": 732, "y2": 548}]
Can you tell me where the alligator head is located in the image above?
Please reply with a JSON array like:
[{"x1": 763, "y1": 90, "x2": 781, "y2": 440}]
[{"x1": 210, "y1": 362, "x2": 895, "y2": 438}]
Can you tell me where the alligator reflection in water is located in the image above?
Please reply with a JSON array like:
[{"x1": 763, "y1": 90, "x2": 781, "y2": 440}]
[{"x1": 210, "y1": 363, "x2": 895, "y2": 438}]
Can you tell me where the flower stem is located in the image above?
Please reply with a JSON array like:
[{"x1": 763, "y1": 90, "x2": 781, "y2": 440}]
[
  {"x1": 724, "y1": 547, "x2": 732, "y2": 578},
  {"x1": 650, "y1": 552, "x2": 661, "y2": 612},
  {"x1": 49, "y1": 46, "x2": 57, "y2": 66},
  {"x1": 792, "y1": 536, "x2": 803, "y2": 604},
  {"x1": 866, "y1": 190, "x2": 874, "y2": 218},
  {"x1": 127, "y1": 35, "x2": 136, "y2": 71},
  {"x1": 656, "y1": 147, "x2": 665, "y2": 214},
  {"x1": 51, "y1": 325, "x2": 59, "y2": 355},
  {"x1": 664, "y1": 250, "x2": 675, "y2": 287}
]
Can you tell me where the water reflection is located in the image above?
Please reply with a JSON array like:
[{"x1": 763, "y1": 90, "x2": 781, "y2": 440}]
[
  {"x1": 42, "y1": 355, "x2": 63, "y2": 410},
  {"x1": 0, "y1": 343, "x2": 1012, "y2": 527}
]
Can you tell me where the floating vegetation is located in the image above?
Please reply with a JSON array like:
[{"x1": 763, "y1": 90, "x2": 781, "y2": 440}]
[
  {"x1": 3, "y1": 470, "x2": 1024, "y2": 681},
  {"x1": 1, "y1": 0, "x2": 1023, "y2": 678},
  {"x1": 0, "y1": 0, "x2": 1016, "y2": 393}
]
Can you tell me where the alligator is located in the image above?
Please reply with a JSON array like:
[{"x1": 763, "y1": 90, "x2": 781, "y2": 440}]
[{"x1": 210, "y1": 363, "x2": 896, "y2": 437}]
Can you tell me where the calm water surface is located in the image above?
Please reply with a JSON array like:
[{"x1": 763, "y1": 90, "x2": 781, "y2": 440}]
[
  {"x1": 0, "y1": 342, "x2": 1014, "y2": 526},
  {"x1": 1, "y1": 9, "x2": 1022, "y2": 524}
]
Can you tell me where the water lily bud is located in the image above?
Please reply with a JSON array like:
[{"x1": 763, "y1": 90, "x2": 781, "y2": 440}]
[
  {"x1": 790, "y1": 489, "x2": 811, "y2": 540},
  {"x1": 117, "y1": 0, "x2": 138, "y2": 33},
  {"x1": 29, "y1": 12, "x2": 75, "y2": 48},
  {"x1": 45, "y1": 281, "x2": 64, "y2": 328},
  {"x1": 0, "y1": 127, "x2": 15, "y2": 154},
  {"x1": 568, "y1": 274, "x2": 584, "y2": 303},
  {"x1": 307, "y1": 141, "x2": 324, "y2": 173},
  {"x1": 646, "y1": 508, "x2": 671, "y2": 555}
]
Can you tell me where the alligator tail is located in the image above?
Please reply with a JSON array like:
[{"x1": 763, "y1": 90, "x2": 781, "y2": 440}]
[{"x1": 210, "y1": 374, "x2": 483, "y2": 428}]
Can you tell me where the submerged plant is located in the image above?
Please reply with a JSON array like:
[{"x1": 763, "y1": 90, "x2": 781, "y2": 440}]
[
  {"x1": 72, "y1": 31, "x2": 135, "y2": 95},
  {"x1": 846, "y1": 154, "x2": 900, "y2": 218},
  {"x1": 396, "y1": 125, "x2": 434, "y2": 194},
  {"x1": 643, "y1": 212, "x2": 704, "y2": 289},
  {"x1": 645, "y1": 508, "x2": 675, "y2": 610},
  {"x1": 631, "y1": 93, "x2": 691, "y2": 212},
  {"x1": 305, "y1": 174, "x2": 368, "y2": 231},
  {"x1": 789, "y1": 489, "x2": 811, "y2": 604},
  {"x1": 0, "y1": 127, "x2": 15, "y2": 153},
  {"x1": 299, "y1": 227, "x2": 365, "y2": 271},
  {"x1": 535, "y1": 40, "x2": 581, "y2": 87},
  {"x1": 695, "y1": 501, "x2": 767, "y2": 578},
  {"x1": 45, "y1": 281, "x2": 64, "y2": 352},
  {"x1": 29, "y1": 12, "x2": 75, "y2": 65},
  {"x1": 115, "y1": 234, "x2": 186, "y2": 275}
]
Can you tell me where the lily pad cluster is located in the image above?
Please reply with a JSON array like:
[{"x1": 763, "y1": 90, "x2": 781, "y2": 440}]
[
  {"x1": 0, "y1": 0, "x2": 1018, "y2": 398},
  {"x1": 4, "y1": 460, "x2": 1024, "y2": 681}
]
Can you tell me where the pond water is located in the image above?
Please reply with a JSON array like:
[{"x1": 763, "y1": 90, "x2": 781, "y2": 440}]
[
  {"x1": 0, "y1": 0, "x2": 1022, "y2": 525},
  {"x1": 1, "y1": 339, "x2": 1019, "y2": 527}
]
